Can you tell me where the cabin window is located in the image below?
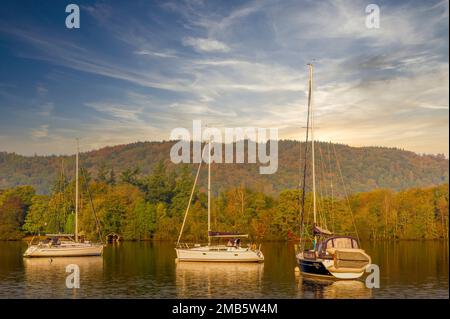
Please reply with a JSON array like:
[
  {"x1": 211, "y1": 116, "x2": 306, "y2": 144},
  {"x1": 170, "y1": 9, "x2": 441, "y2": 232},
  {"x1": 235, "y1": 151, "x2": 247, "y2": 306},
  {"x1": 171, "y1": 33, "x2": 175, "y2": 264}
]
[
  {"x1": 334, "y1": 237, "x2": 353, "y2": 249},
  {"x1": 326, "y1": 240, "x2": 334, "y2": 249}
]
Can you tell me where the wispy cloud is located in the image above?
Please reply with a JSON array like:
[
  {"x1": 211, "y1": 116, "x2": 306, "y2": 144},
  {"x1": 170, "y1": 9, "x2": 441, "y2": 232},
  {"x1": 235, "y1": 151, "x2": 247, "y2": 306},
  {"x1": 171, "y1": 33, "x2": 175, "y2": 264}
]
[
  {"x1": 0, "y1": 0, "x2": 448, "y2": 156},
  {"x1": 134, "y1": 50, "x2": 177, "y2": 58},
  {"x1": 36, "y1": 84, "x2": 48, "y2": 96},
  {"x1": 30, "y1": 124, "x2": 49, "y2": 139},
  {"x1": 182, "y1": 37, "x2": 230, "y2": 52},
  {"x1": 0, "y1": 26, "x2": 191, "y2": 93},
  {"x1": 85, "y1": 102, "x2": 144, "y2": 122}
]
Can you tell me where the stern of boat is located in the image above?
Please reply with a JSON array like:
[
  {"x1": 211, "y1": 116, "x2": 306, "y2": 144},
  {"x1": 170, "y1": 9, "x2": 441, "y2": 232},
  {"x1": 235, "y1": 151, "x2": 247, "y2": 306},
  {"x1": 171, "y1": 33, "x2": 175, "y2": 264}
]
[{"x1": 325, "y1": 248, "x2": 371, "y2": 279}]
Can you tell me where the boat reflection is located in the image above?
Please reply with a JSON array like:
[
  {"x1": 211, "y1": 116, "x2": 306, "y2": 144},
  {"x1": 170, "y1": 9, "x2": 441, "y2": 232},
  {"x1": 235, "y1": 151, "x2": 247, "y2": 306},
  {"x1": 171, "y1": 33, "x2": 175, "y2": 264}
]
[
  {"x1": 23, "y1": 257, "x2": 103, "y2": 298},
  {"x1": 296, "y1": 274, "x2": 372, "y2": 299},
  {"x1": 176, "y1": 262, "x2": 264, "y2": 298}
]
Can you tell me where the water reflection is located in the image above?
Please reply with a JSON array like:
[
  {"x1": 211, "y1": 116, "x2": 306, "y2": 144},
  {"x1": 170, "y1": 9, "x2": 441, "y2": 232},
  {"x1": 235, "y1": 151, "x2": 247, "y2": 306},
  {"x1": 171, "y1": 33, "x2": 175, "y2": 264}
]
[
  {"x1": 176, "y1": 262, "x2": 264, "y2": 298},
  {"x1": 0, "y1": 241, "x2": 447, "y2": 298},
  {"x1": 23, "y1": 257, "x2": 103, "y2": 298},
  {"x1": 296, "y1": 274, "x2": 372, "y2": 299}
]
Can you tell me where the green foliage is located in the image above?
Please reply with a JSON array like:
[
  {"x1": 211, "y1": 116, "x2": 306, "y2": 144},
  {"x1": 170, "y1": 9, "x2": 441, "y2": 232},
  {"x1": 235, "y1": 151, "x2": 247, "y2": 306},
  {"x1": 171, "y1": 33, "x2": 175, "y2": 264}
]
[
  {"x1": 274, "y1": 190, "x2": 302, "y2": 238},
  {"x1": 0, "y1": 158, "x2": 448, "y2": 241},
  {"x1": 65, "y1": 213, "x2": 75, "y2": 234},
  {"x1": 123, "y1": 199, "x2": 156, "y2": 240},
  {"x1": 22, "y1": 195, "x2": 49, "y2": 234},
  {"x1": 143, "y1": 161, "x2": 175, "y2": 204}
]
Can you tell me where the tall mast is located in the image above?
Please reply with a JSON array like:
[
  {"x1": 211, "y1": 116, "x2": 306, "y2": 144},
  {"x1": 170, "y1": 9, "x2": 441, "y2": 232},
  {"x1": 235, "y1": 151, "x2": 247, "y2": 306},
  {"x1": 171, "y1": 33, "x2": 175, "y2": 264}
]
[
  {"x1": 308, "y1": 64, "x2": 317, "y2": 227},
  {"x1": 75, "y1": 138, "x2": 79, "y2": 242},
  {"x1": 207, "y1": 136, "x2": 211, "y2": 246},
  {"x1": 176, "y1": 142, "x2": 208, "y2": 247}
]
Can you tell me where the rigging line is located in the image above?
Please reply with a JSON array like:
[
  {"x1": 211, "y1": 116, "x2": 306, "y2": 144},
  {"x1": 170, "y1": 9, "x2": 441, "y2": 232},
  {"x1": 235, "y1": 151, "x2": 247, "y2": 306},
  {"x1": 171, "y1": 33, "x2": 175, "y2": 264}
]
[
  {"x1": 297, "y1": 140, "x2": 303, "y2": 232},
  {"x1": 315, "y1": 144, "x2": 325, "y2": 227},
  {"x1": 332, "y1": 143, "x2": 361, "y2": 245},
  {"x1": 176, "y1": 142, "x2": 208, "y2": 247},
  {"x1": 326, "y1": 142, "x2": 335, "y2": 233},
  {"x1": 312, "y1": 142, "x2": 324, "y2": 228},
  {"x1": 318, "y1": 143, "x2": 330, "y2": 210},
  {"x1": 315, "y1": 174, "x2": 324, "y2": 228},
  {"x1": 305, "y1": 193, "x2": 312, "y2": 235},
  {"x1": 80, "y1": 166, "x2": 104, "y2": 244},
  {"x1": 299, "y1": 73, "x2": 313, "y2": 246},
  {"x1": 317, "y1": 143, "x2": 331, "y2": 230},
  {"x1": 305, "y1": 196, "x2": 313, "y2": 238}
]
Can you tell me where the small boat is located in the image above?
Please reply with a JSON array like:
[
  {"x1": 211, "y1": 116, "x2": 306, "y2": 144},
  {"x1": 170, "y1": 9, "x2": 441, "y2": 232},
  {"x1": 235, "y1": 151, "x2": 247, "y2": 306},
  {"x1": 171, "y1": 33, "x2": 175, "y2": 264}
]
[
  {"x1": 175, "y1": 137, "x2": 264, "y2": 263},
  {"x1": 23, "y1": 234, "x2": 103, "y2": 257},
  {"x1": 24, "y1": 140, "x2": 104, "y2": 258},
  {"x1": 295, "y1": 64, "x2": 371, "y2": 279},
  {"x1": 176, "y1": 234, "x2": 264, "y2": 262}
]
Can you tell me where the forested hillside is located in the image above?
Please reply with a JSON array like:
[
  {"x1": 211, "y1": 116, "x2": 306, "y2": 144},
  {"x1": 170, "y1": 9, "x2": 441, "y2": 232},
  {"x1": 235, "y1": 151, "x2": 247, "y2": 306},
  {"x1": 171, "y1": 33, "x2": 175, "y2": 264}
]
[{"x1": 0, "y1": 140, "x2": 448, "y2": 195}]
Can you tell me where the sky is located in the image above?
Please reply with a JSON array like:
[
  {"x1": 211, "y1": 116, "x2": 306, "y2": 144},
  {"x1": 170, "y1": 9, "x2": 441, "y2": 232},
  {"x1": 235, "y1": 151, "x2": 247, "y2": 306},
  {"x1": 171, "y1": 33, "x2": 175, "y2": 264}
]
[{"x1": 0, "y1": 0, "x2": 448, "y2": 156}]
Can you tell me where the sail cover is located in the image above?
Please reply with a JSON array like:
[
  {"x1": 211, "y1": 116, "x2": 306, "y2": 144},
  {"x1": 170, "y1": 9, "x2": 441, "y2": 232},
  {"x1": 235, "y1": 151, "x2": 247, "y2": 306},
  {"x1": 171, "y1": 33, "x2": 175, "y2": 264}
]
[
  {"x1": 45, "y1": 234, "x2": 75, "y2": 237},
  {"x1": 313, "y1": 225, "x2": 333, "y2": 236},
  {"x1": 208, "y1": 231, "x2": 249, "y2": 238}
]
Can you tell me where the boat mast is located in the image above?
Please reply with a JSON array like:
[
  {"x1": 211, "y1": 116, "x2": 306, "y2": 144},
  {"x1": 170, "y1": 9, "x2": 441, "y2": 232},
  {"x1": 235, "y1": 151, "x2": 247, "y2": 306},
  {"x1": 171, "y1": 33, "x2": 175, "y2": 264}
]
[
  {"x1": 308, "y1": 64, "x2": 317, "y2": 232},
  {"x1": 176, "y1": 142, "x2": 207, "y2": 247},
  {"x1": 75, "y1": 138, "x2": 79, "y2": 243},
  {"x1": 207, "y1": 136, "x2": 211, "y2": 246}
]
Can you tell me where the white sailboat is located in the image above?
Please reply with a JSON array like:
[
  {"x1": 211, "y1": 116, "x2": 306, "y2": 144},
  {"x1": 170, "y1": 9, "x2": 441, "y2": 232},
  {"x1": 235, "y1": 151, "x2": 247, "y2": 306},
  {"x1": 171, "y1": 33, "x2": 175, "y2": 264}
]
[
  {"x1": 23, "y1": 140, "x2": 104, "y2": 258},
  {"x1": 295, "y1": 64, "x2": 371, "y2": 279},
  {"x1": 175, "y1": 138, "x2": 264, "y2": 262}
]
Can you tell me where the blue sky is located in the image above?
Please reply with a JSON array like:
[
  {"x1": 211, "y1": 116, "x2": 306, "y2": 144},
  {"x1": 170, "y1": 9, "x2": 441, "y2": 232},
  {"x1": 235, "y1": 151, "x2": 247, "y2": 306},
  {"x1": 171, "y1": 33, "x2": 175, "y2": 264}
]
[{"x1": 0, "y1": 0, "x2": 448, "y2": 156}]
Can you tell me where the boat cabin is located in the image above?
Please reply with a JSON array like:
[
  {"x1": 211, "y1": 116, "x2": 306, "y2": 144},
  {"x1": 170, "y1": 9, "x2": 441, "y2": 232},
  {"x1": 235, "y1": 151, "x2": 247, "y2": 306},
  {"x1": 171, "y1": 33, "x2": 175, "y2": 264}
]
[
  {"x1": 43, "y1": 234, "x2": 75, "y2": 244},
  {"x1": 304, "y1": 236, "x2": 359, "y2": 260},
  {"x1": 41, "y1": 234, "x2": 90, "y2": 245},
  {"x1": 318, "y1": 236, "x2": 359, "y2": 254}
]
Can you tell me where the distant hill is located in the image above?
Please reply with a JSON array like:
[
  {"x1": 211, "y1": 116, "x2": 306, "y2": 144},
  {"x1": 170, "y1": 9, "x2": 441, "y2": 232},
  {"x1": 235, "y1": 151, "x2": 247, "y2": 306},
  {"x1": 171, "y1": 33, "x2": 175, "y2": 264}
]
[{"x1": 0, "y1": 140, "x2": 448, "y2": 195}]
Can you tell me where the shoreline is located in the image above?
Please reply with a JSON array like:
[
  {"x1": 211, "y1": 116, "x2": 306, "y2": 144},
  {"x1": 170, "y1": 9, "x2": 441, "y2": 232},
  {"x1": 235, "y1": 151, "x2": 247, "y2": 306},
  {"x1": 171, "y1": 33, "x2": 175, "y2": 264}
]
[{"x1": 1, "y1": 237, "x2": 448, "y2": 243}]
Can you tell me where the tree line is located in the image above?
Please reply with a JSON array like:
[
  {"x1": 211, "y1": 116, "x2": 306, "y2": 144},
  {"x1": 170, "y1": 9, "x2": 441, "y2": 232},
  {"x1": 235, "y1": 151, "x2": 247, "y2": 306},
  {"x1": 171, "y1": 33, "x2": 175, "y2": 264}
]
[
  {"x1": 0, "y1": 161, "x2": 448, "y2": 241},
  {"x1": 1, "y1": 140, "x2": 448, "y2": 195}
]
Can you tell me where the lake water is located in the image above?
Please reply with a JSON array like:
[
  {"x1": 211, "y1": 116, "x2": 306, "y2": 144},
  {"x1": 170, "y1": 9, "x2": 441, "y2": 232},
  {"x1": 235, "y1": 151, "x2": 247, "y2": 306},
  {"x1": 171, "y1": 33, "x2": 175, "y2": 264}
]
[{"x1": 0, "y1": 241, "x2": 448, "y2": 299}]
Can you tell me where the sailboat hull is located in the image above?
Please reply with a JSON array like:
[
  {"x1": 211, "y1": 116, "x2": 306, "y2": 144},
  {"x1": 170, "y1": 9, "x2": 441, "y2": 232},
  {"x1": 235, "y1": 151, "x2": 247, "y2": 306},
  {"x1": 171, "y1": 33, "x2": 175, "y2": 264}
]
[
  {"x1": 176, "y1": 246, "x2": 264, "y2": 263},
  {"x1": 296, "y1": 249, "x2": 370, "y2": 280},
  {"x1": 23, "y1": 244, "x2": 104, "y2": 257},
  {"x1": 297, "y1": 258, "x2": 333, "y2": 278}
]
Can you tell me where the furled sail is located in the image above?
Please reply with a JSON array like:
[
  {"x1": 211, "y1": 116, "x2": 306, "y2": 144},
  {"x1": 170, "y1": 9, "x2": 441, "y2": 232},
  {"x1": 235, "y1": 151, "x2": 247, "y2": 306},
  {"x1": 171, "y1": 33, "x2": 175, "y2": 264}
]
[
  {"x1": 313, "y1": 225, "x2": 332, "y2": 236},
  {"x1": 208, "y1": 231, "x2": 249, "y2": 238}
]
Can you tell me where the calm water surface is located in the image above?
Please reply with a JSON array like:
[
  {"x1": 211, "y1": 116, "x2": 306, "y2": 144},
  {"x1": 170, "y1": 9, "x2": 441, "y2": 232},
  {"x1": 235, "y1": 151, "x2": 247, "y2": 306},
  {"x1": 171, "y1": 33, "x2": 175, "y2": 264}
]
[{"x1": 0, "y1": 241, "x2": 448, "y2": 298}]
